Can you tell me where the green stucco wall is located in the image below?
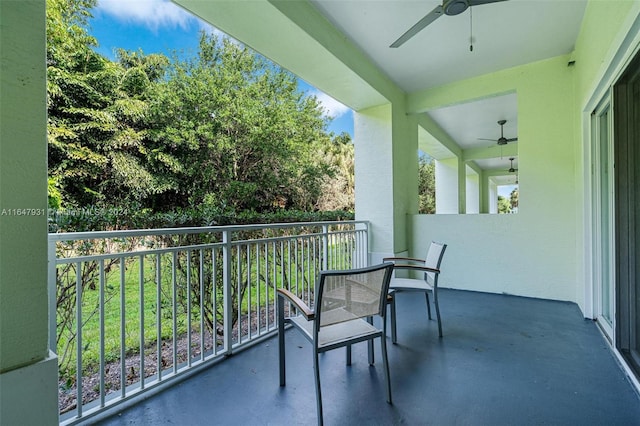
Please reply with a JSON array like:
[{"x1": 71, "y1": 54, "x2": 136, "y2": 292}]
[
  {"x1": 574, "y1": 0, "x2": 638, "y2": 107},
  {"x1": 406, "y1": 0, "x2": 640, "y2": 307},
  {"x1": 407, "y1": 55, "x2": 577, "y2": 301}
]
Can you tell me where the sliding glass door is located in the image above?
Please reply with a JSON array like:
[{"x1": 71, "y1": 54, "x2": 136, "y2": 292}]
[{"x1": 613, "y1": 49, "x2": 640, "y2": 378}]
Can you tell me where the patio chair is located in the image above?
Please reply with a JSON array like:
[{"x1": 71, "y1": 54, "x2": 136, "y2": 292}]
[
  {"x1": 277, "y1": 262, "x2": 395, "y2": 426},
  {"x1": 384, "y1": 241, "x2": 447, "y2": 341}
]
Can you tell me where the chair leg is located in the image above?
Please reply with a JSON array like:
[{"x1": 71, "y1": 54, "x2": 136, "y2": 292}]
[
  {"x1": 278, "y1": 295, "x2": 286, "y2": 386},
  {"x1": 346, "y1": 344, "x2": 352, "y2": 366},
  {"x1": 314, "y1": 350, "x2": 323, "y2": 426},
  {"x1": 433, "y1": 289, "x2": 443, "y2": 338},
  {"x1": 390, "y1": 293, "x2": 397, "y2": 344},
  {"x1": 380, "y1": 335, "x2": 392, "y2": 404},
  {"x1": 367, "y1": 316, "x2": 374, "y2": 364},
  {"x1": 425, "y1": 291, "x2": 432, "y2": 320}
]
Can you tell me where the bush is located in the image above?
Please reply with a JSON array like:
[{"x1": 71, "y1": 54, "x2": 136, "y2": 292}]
[{"x1": 48, "y1": 205, "x2": 355, "y2": 233}]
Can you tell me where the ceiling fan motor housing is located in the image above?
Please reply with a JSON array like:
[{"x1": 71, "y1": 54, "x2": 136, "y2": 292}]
[{"x1": 444, "y1": 0, "x2": 469, "y2": 15}]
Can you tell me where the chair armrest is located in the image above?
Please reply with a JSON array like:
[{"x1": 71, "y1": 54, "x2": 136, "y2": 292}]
[
  {"x1": 386, "y1": 264, "x2": 440, "y2": 274},
  {"x1": 277, "y1": 288, "x2": 315, "y2": 320},
  {"x1": 383, "y1": 256, "x2": 425, "y2": 264}
]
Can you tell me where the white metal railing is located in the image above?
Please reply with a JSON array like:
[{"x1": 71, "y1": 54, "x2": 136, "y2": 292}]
[{"x1": 48, "y1": 221, "x2": 369, "y2": 424}]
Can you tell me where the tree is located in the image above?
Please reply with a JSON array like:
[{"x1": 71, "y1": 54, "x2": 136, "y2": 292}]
[
  {"x1": 510, "y1": 188, "x2": 519, "y2": 212},
  {"x1": 148, "y1": 34, "x2": 332, "y2": 213},
  {"x1": 316, "y1": 132, "x2": 354, "y2": 211},
  {"x1": 498, "y1": 195, "x2": 512, "y2": 214},
  {"x1": 47, "y1": 0, "x2": 171, "y2": 208},
  {"x1": 418, "y1": 155, "x2": 436, "y2": 214},
  {"x1": 47, "y1": 3, "x2": 343, "y2": 217}
]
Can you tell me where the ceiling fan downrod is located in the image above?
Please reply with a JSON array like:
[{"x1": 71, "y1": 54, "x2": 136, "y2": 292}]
[{"x1": 469, "y1": 4, "x2": 473, "y2": 52}]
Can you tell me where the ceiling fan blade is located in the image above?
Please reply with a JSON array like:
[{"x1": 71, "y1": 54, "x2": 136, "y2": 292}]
[
  {"x1": 468, "y1": 0, "x2": 509, "y2": 6},
  {"x1": 506, "y1": 137, "x2": 518, "y2": 142},
  {"x1": 390, "y1": 5, "x2": 444, "y2": 48},
  {"x1": 477, "y1": 138, "x2": 497, "y2": 141}
]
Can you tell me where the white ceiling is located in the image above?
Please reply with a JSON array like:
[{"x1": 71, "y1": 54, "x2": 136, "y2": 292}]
[
  {"x1": 309, "y1": 0, "x2": 587, "y2": 177},
  {"x1": 310, "y1": 0, "x2": 586, "y2": 92}
]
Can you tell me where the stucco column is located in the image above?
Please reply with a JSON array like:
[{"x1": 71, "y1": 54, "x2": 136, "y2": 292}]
[
  {"x1": 466, "y1": 172, "x2": 480, "y2": 214},
  {"x1": 458, "y1": 156, "x2": 466, "y2": 213},
  {"x1": 0, "y1": 1, "x2": 59, "y2": 424},
  {"x1": 479, "y1": 171, "x2": 499, "y2": 214},
  {"x1": 354, "y1": 102, "x2": 417, "y2": 261},
  {"x1": 435, "y1": 158, "x2": 459, "y2": 214}
]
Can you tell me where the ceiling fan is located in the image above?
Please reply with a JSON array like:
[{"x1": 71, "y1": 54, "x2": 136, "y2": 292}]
[
  {"x1": 506, "y1": 157, "x2": 519, "y2": 184},
  {"x1": 390, "y1": 0, "x2": 509, "y2": 48},
  {"x1": 479, "y1": 119, "x2": 518, "y2": 146}
]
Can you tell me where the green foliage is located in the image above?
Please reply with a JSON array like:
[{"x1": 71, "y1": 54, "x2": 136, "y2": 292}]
[
  {"x1": 48, "y1": 205, "x2": 354, "y2": 233},
  {"x1": 47, "y1": 0, "x2": 172, "y2": 208},
  {"x1": 418, "y1": 155, "x2": 436, "y2": 214},
  {"x1": 510, "y1": 188, "x2": 519, "y2": 211},
  {"x1": 48, "y1": 177, "x2": 63, "y2": 209},
  {"x1": 316, "y1": 132, "x2": 354, "y2": 211},
  {"x1": 47, "y1": 5, "x2": 343, "y2": 217},
  {"x1": 147, "y1": 34, "x2": 332, "y2": 213},
  {"x1": 498, "y1": 195, "x2": 512, "y2": 214}
]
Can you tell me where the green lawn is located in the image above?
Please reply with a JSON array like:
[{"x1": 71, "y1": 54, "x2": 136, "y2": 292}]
[{"x1": 56, "y1": 241, "x2": 349, "y2": 381}]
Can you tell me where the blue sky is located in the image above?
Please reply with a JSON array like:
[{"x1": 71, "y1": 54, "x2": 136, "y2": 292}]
[{"x1": 89, "y1": 0, "x2": 354, "y2": 137}]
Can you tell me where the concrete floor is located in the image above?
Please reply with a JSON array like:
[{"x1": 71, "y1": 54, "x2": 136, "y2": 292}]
[{"x1": 95, "y1": 289, "x2": 640, "y2": 426}]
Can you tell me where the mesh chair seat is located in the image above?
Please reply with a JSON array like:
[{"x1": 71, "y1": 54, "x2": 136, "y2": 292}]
[
  {"x1": 290, "y1": 313, "x2": 380, "y2": 349},
  {"x1": 389, "y1": 277, "x2": 433, "y2": 291}
]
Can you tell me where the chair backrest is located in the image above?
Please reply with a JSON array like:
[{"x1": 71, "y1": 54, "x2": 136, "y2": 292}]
[
  {"x1": 316, "y1": 263, "x2": 394, "y2": 329},
  {"x1": 424, "y1": 241, "x2": 447, "y2": 283}
]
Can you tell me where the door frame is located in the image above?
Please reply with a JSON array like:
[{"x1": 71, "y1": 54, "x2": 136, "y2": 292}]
[{"x1": 590, "y1": 97, "x2": 614, "y2": 340}]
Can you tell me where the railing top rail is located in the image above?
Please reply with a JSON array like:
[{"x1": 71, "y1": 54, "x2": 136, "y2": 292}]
[{"x1": 48, "y1": 220, "x2": 368, "y2": 242}]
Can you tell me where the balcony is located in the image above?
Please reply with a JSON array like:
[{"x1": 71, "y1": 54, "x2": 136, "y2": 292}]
[
  {"x1": 50, "y1": 222, "x2": 640, "y2": 425},
  {"x1": 94, "y1": 287, "x2": 640, "y2": 425},
  {"x1": 4, "y1": 3, "x2": 640, "y2": 425}
]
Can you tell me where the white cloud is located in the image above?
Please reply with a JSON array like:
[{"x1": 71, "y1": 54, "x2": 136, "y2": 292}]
[
  {"x1": 311, "y1": 90, "x2": 351, "y2": 119},
  {"x1": 96, "y1": 0, "x2": 194, "y2": 32}
]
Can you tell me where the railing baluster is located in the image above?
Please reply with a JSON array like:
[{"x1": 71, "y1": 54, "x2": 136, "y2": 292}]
[
  {"x1": 222, "y1": 230, "x2": 232, "y2": 353},
  {"x1": 156, "y1": 253, "x2": 162, "y2": 382},
  {"x1": 306, "y1": 237, "x2": 311, "y2": 304},
  {"x1": 139, "y1": 255, "x2": 145, "y2": 390},
  {"x1": 75, "y1": 262, "x2": 82, "y2": 419},
  {"x1": 199, "y1": 249, "x2": 205, "y2": 361},
  {"x1": 287, "y1": 240, "x2": 291, "y2": 294},
  {"x1": 99, "y1": 259, "x2": 105, "y2": 407},
  {"x1": 187, "y1": 249, "x2": 192, "y2": 367},
  {"x1": 120, "y1": 256, "x2": 126, "y2": 398},
  {"x1": 294, "y1": 239, "x2": 300, "y2": 302},
  {"x1": 272, "y1": 241, "x2": 278, "y2": 330},
  {"x1": 212, "y1": 247, "x2": 218, "y2": 356},
  {"x1": 322, "y1": 225, "x2": 329, "y2": 271},
  {"x1": 172, "y1": 251, "x2": 177, "y2": 374},
  {"x1": 247, "y1": 243, "x2": 251, "y2": 341},
  {"x1": 237, "y1": 244, "x2": 242, "y2": 345},
  {"x1": 257, "y1": 242, "x2": 261, "y2": 335}
]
